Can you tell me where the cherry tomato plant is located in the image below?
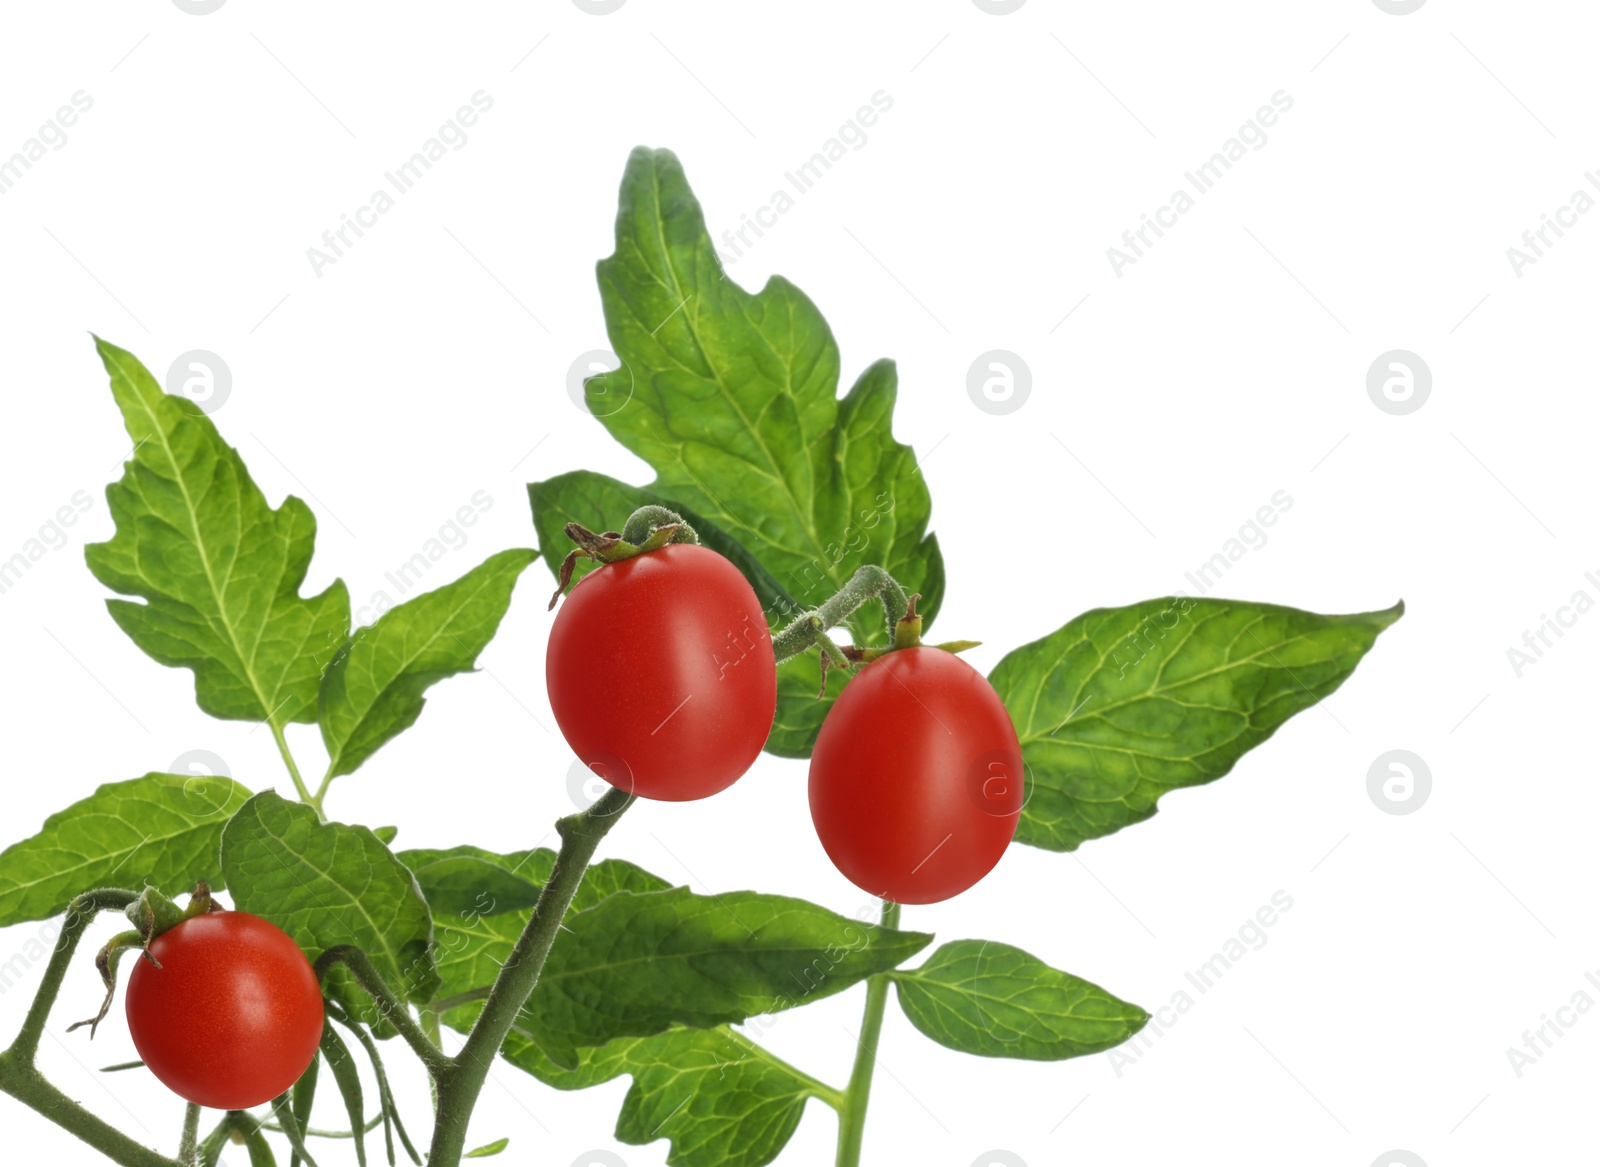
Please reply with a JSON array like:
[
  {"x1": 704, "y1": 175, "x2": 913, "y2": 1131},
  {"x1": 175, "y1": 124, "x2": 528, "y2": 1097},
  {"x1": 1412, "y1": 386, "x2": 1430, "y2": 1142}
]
[{"x1": 0, "y1": 148, "x2": 1401, "y2": 1167}]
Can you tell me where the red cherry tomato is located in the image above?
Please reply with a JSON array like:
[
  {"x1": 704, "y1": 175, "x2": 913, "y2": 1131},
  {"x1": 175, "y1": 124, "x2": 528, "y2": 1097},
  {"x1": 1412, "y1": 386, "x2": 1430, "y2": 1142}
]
[
  {"x1": 548, "y1": 543, "x2": 777, "y2": 801},
  {"x1": 125, "y1": 911, "x2": 323, "y2": 1110},
  {"x1": 809, "y1": 647, "x2": 1023, "y2": 904}
]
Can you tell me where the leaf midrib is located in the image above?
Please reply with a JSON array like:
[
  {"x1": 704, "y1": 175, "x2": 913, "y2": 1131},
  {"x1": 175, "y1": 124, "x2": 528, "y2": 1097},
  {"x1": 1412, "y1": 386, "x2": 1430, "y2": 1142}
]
[
  {"x1": 110, "y1": 347, "x2": 282, "y2": 727},
  {"x1": 1019, "y1": 620, "x2": 1347, "y2": 745},
  {"x1": 637, "y1": 158, "x2": 839, "y2": 591},
  {"x1": 241, "y1": 805, "x2": 411, "y2": 979}
]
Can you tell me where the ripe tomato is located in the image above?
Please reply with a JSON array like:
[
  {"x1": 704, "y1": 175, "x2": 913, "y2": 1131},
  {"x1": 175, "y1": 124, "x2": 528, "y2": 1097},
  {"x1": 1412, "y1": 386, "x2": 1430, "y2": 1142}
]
[
  {"x1": 125, "y1": 911, "x2": 323, "y2": 1110},
  {"x1": 548, "y1": 543, "x2": 777, "y2": 801},
  {"x1": 809, "y1": 647, "x2": 1023, "y2": 903}
]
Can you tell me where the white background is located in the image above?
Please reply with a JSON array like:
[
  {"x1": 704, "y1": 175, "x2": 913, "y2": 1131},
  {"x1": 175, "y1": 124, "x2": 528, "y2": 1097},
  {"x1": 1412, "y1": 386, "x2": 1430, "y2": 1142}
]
[{"x1": 0, "y1": 2, "x2": 1593, "y2": 1165}]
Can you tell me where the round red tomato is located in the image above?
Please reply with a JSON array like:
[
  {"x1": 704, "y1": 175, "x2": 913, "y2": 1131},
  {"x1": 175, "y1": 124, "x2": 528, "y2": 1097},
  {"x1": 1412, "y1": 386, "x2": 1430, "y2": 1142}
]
[
  {"x1": 809, "y1": 647, "x2": 1023, "y2": 904},
  {"x1": 125, "y1": 911, "x2": 323, "y2": 1110},
  {"x1": 548, "y1": 543, "x2": 776, "y2": 801}
]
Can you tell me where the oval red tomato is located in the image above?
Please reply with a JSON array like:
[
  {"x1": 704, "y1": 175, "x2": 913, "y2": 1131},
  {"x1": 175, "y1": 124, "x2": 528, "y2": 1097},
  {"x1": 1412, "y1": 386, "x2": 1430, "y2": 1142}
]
[
  {"x1": 125, "y1": 910, "x2": 323, "y2": 1110},
  {"x1": 809, "y1": 647, "x2": 1023, "y2": 903},
  {"x1": 548, "y1": 543, "x2": 777, "y2": 801}
]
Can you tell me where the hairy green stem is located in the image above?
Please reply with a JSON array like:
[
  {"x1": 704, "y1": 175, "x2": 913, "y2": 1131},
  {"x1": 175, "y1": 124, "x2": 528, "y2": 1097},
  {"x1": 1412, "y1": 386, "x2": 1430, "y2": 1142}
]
[
  {"x1": 771, "y1": 565, "x2": 910, "y2": 664},
  {"x1": 269, "y1": 720, "x2": 318, "y2": 812},
  {"x1": 264, "y1": 1112, "x2": 385, "y2": 1138},
  {"x1": 427, "y1": 786, "x2": 634, "y2": 1167},
  {"x1": 835, "y1": 899, "x2": 900, "y2": 1167},
  {"x1": 0, "y1": 888, "x2": 182, "y2": 1167},
  {"x1": 313, "y1": 947, "x2": 450, "y2": 1077},
  {"x1": 178, "y1": 1102, "x2": 200, "y2": 1166}
]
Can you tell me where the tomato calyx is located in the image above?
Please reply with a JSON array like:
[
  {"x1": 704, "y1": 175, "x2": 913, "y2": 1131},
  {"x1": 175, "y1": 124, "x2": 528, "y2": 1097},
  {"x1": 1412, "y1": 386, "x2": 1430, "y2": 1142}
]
[
  {"x1": 843, "y1": 593, "x2": 984, "y2": 663},
  {"x1": 68, "y1": 882, "x2": 223, "y2": 1039},
  {"x1": 547, "y1": 505, "x2": 701, "y2": 609}
]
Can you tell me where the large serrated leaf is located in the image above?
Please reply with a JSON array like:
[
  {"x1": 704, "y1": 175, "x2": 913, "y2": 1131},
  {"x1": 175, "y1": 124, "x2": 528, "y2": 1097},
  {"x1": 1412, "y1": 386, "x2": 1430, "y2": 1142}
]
[
  {"x1": 85, "y1": 337, "x2": 350, "y2": 726},
  {"x1": 992, "y1": 596, "x2": 1403, "y2": 851},
  {"x1": 891, "y1": 939, "x2": 1147, "y2": 1060},
  {"x1": 510, "y1": 886, "x2": 930, "y2": 1069},
  {"x1": 220, "y1": 792, "x2": 437, "y2": 1018},
  {"x1": 408, "y1": 846, "x2": 672, "y2": 1006},
  {"x1": 499, "y1": 1025, "x2": 821, "y2": 1167},
  {"x1": 317, "y1": 548, "x2": 537, "y2": 778},
  {"x1": 0, "y1": 772, "x2": 252, "y2": 926}
]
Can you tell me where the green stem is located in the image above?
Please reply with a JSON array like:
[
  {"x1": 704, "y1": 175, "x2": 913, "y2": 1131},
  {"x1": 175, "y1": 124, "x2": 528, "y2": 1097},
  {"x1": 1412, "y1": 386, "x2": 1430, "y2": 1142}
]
[
  {"x1": 269, "y1": 720, "x2": 318, "y2": 811},
  {"x1": 178, "y1": 1102, "x2": 200, "y2": 1166},
  {"x1": 313, "y1": 947, "x2": 450, "y2": 1078},
  {"x1": 0, "y1": 888, "x2": 182, "y2": 1167},
  {"x1": 771, "y1": 565, "x2": 910, "y2": 664},
  {"x1": 420, "y1": 1009, "x2": 443, "y2": 1110},
  {"x1": 835, "y1": 899, "x2": 900, "y2": 1167},
  {"x1": 427, "y1": 786, "x2": 634, "y2": 1167},
  {"x1": 264, "y1": 1113, "x2": 386, "y2": 1139}
]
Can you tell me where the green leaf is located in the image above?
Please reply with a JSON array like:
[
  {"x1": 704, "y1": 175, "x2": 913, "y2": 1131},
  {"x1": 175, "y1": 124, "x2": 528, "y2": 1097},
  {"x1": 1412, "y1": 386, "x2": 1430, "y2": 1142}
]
[
  {"x1": 555, "y1": 148, "x2": 944, "y2": 754},
  {"x1": 220, "y1": 792, "x2": 437, "y2": 1017},
  {"x1": 410, "y1": 847, "x2": 671, "y2": 1005},
  {"x1": 591, "y1": 149, "x2": 945, "y2": 623},
  {"x1": 765, "y1": 654, "x2": 851, "y2": 758},
  {"x1": 506, "y1": 886, "x2": 931, "y2": 1069},
  {"x1": 85, "y1": 337, "x2": 350, "y2": 726},
  {"x1": 992, "y1": 596, "x2": 1404, "y2": 851},
  {"x1": 317, "y1": 548, "x2": 537, "y2": 779},
  {"x1": 0, "y1": 773, "x2": 252, "y2": 927},
  {"x1": 464, "y1": 1139, "x2": 509, "y2": 1158},
  {"x1": 400, "y1": 846, "x2": 548, "y2": 919},
  {"x1": 890, "y1": 940, "x2": 1147, "y2": 1060},
  {"x1": 499, "y1": 1025, "x2": 822, "y2": 1167}
]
